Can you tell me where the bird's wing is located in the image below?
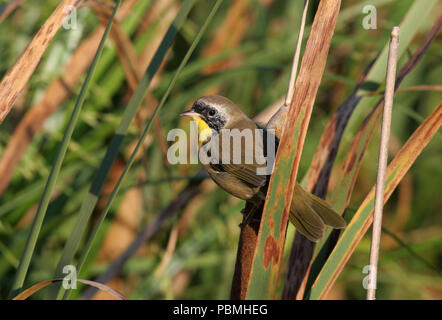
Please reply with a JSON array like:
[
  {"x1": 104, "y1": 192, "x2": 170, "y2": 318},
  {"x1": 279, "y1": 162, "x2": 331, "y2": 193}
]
[
  {"x1": 213, "y1": 118, "x2": 269, "y2": 188},
  {"x1": 219, "y1": 163, "x2": 267, "y2": 187}
]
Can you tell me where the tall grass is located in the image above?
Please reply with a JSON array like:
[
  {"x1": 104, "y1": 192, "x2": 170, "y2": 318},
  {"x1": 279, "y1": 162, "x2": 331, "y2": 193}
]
[{"x1": 8, "y1": 0, "x2": 121, "y2": 298}]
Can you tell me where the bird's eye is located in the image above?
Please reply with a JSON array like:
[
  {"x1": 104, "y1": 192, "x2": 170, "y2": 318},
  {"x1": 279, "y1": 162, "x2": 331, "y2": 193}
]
[{"x1": 208, "y1": 109, "x2": 216, "y2": 117}]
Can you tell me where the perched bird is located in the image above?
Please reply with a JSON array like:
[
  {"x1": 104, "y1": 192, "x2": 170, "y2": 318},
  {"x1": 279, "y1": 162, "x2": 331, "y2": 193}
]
[{"x1": 181, "y1": 95, "x2": 346, "y2": 241}]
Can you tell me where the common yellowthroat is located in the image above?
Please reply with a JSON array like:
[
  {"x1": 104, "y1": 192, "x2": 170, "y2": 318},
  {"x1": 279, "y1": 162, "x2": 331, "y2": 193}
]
[{"x1": 181, "y1": 95, "x2": 346, "y2": 242}]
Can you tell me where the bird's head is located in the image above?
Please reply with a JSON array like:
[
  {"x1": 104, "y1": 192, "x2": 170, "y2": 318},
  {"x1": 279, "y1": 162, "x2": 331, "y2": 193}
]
[{"x1": 181, "y1": 95, "x2": 246, "y2": 143}]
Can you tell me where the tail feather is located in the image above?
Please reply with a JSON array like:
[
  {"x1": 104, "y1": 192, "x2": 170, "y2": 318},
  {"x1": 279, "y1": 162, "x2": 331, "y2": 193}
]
[{"x1": 289, "y1": 184, "x2": 346, "y2": 242}]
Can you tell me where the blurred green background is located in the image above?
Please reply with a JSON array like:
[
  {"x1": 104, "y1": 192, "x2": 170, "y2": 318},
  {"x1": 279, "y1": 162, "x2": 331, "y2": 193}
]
[{"x1": 0, "y1": 0, "x2": 440, "y2": 299}]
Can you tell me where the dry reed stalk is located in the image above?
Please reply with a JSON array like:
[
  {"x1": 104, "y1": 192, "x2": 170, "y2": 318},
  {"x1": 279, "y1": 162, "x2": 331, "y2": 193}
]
[
  {"x1": 284, "y1": 0, "x2": 309, "y2": 107},
  {"x1": 366, "y1": 26, "x2": 400, "y2": 300},
  {"x1": 0, "y1": 0, "x2": 83, "y2": 123}
]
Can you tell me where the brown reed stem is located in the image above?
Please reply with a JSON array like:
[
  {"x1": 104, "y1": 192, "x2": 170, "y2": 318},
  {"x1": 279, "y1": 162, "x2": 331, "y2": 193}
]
[{"x1": 366, "y1": 26, "x2": 399, "y2": 300}]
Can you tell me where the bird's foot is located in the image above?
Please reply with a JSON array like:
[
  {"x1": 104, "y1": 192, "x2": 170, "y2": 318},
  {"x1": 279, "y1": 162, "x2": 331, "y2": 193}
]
[
  {"x1": 238, "y1": 218, "x2": 261, "y2": 228},
  {"x1": 239, "y1": 205, "x2": 261, "y2": 228}
]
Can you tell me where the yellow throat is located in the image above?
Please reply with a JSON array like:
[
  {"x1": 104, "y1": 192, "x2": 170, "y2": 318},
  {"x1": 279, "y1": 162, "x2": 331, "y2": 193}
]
[{"x1": 193, "y1": 117, "x2": 212, "y2": 146}]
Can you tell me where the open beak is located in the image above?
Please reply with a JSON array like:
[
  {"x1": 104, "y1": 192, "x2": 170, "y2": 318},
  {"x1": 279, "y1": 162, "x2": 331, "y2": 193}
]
[{"x1": 180, "y1": 109, "x2": 200, "y2": 119}]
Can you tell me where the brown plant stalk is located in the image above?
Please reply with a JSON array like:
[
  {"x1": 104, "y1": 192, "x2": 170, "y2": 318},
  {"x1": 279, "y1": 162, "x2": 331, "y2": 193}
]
[
  {"x1": 0, "y1": 0, "x2": 83, "y2": 123},
  {"x1": 366, "y1": 26, "x2": 400, "y2": 300}
]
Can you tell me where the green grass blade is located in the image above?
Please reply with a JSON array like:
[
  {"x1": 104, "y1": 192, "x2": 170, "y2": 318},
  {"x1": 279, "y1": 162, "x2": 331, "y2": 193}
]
[
  {"x1": 46, "y1": 0, "x2": 198, "y2": 299},
  {"x1": 7, "y1": 0, "x2": 121, "y2": 299}
]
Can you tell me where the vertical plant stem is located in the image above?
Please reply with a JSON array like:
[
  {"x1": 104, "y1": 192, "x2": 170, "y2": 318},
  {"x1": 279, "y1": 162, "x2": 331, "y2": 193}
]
[
  {"x1": 284, "y1": 0, "x2": 309, "y2": 107},
  {"x1": 8, "y1": 0, "x2": 121, "y2": 299},
  {"x1": 366, "y1": 26, "x2": 399, "y2": 300}
]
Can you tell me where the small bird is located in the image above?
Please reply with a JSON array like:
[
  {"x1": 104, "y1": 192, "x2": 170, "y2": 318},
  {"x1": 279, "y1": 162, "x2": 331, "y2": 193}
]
[{"x1": 181, "y1": 95, "x2": 346, "y2": 242}]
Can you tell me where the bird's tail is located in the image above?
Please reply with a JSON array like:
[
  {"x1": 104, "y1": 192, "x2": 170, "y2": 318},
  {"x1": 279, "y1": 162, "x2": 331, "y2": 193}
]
[{"x1": 289, "y1": 184, "x2": 346, "y2": 242}]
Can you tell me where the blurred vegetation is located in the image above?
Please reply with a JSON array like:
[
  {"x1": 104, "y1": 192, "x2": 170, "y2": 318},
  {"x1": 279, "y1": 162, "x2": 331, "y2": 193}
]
[{"x1": 0, "y1": 0, "x2": 440, "y2": 299}]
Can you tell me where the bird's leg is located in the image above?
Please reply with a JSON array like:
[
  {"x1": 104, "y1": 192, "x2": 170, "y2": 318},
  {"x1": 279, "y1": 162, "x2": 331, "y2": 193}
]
[{"x1": 239, "y1": 203, "x2": 261, "y2": 228}]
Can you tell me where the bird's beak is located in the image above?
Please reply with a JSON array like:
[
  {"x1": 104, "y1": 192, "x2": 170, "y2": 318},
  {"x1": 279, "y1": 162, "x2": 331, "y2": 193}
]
[{"x1": 180, "y1": 109, "x2": 200, "y2": 119}]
